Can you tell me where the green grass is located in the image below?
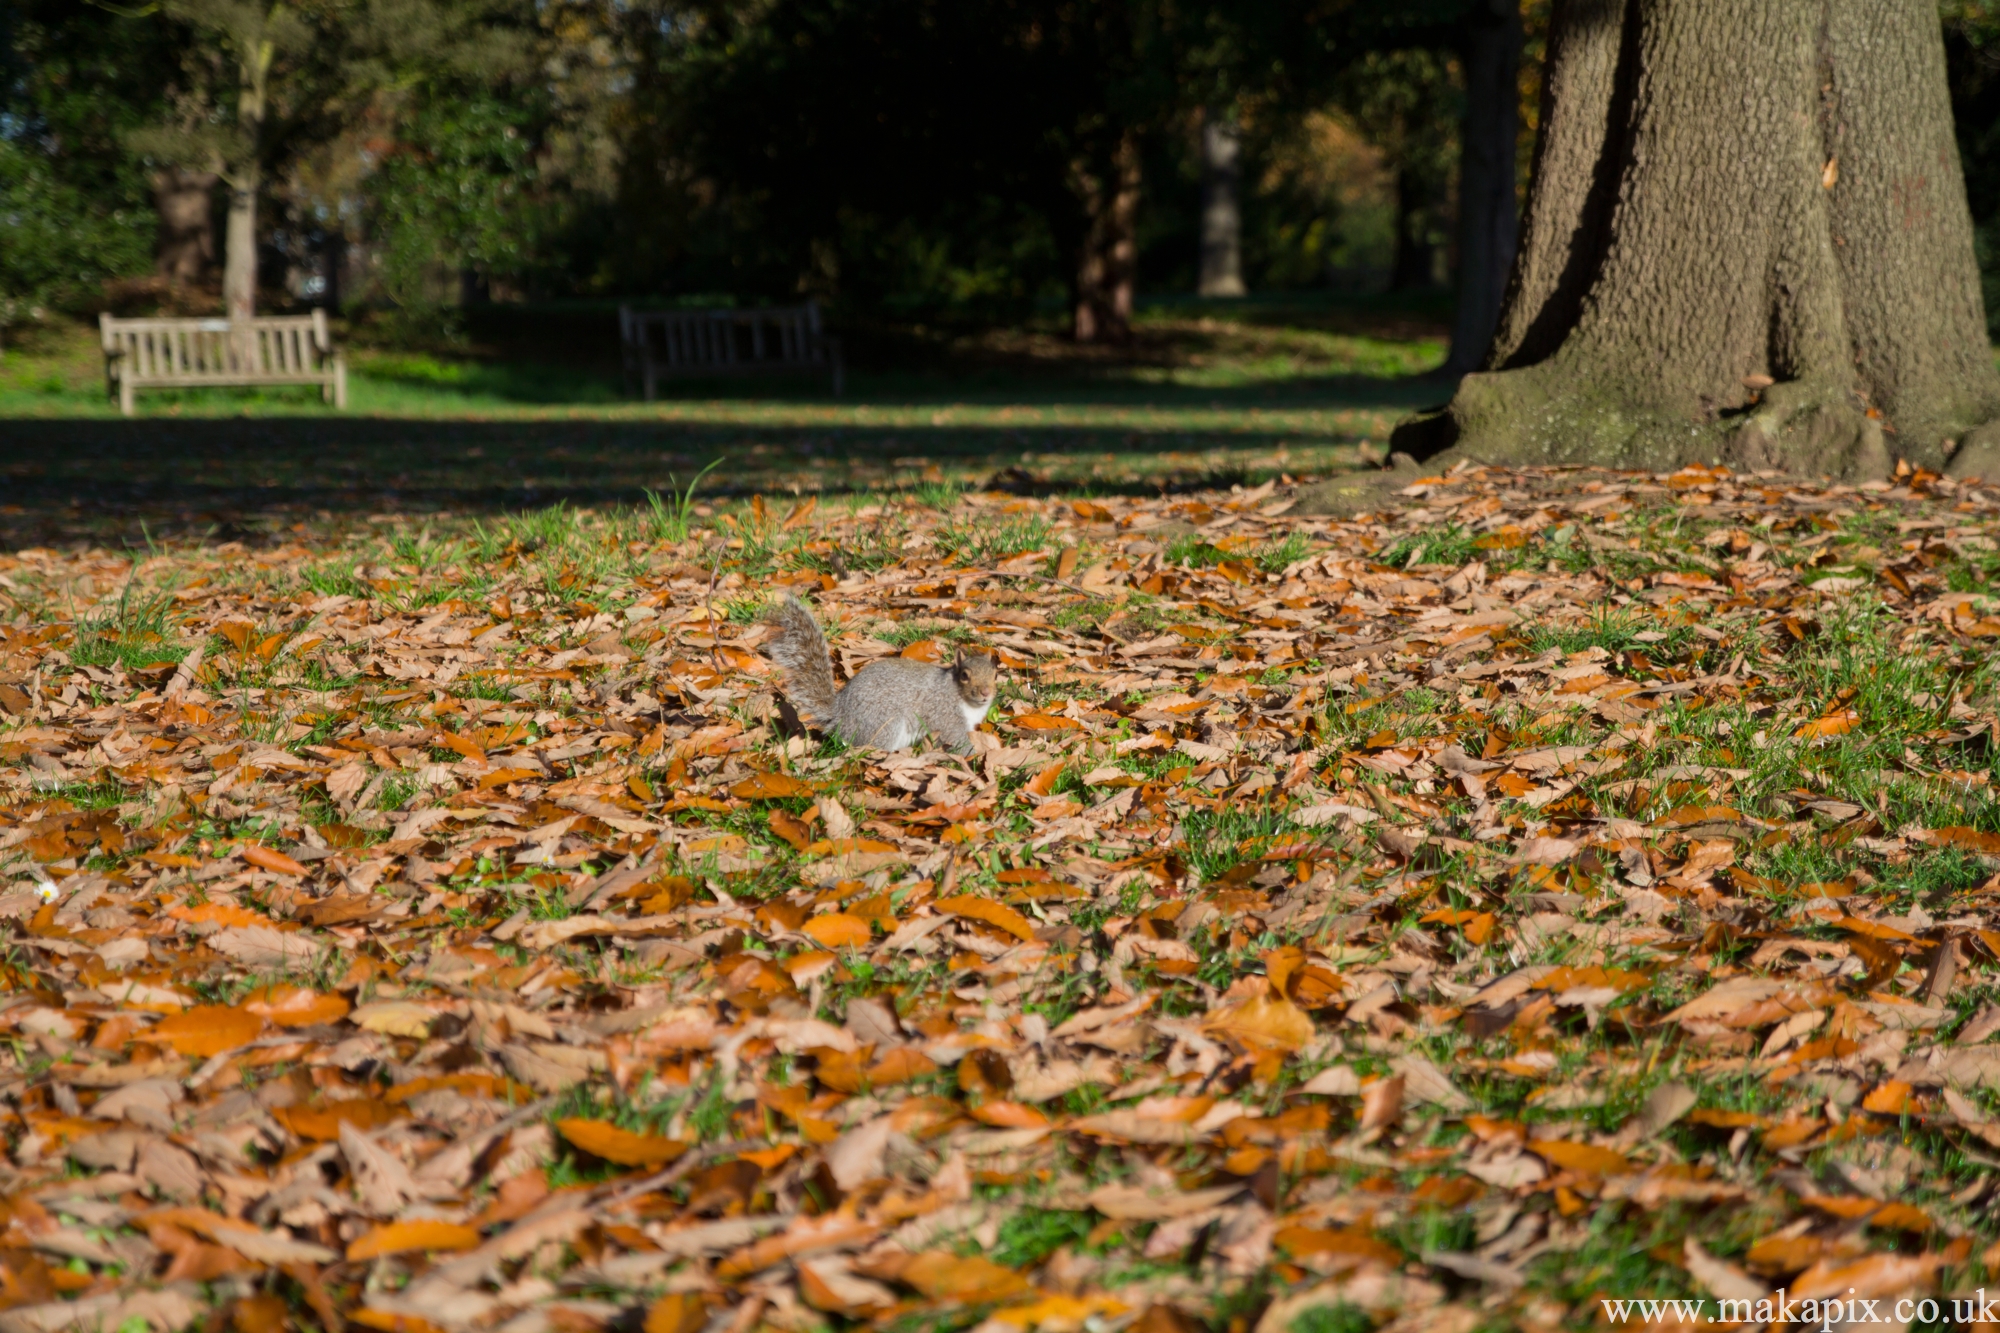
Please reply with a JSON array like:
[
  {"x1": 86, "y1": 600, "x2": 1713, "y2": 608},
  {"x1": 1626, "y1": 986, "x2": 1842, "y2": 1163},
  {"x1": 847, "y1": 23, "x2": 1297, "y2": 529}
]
[
  {"x1": 0, "y1": 294, "x2": 1450, "y2": 552},
  {"x1": 936, "y1": 514, "x2": 1055, "y2": 563}
]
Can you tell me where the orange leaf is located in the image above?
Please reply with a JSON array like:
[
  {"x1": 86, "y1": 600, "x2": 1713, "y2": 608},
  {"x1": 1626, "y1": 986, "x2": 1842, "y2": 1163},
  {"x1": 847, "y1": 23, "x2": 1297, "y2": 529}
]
[
  {"x1": 1205, "y1": 992, "x2": 1315, "y2": 1053},
  {"x1": 351, "y1": 1313, "x2": 448, "y2": 1333},
  {"x1": 936, "y1": 895, "x2": 1037, "y2": 942},
  {"x1": 868, "y1": 1047, "x2": 937, "y2": 1086},
  {"x1": 1528, "y1": 1140, "x2": 1633, "y2": 1176},
  {"x1": 240, "y1": 844, "x2": 309, "y2": 877},
  {"x1": 347, "y1": 1220, "x2": 481, "y2": 1261},
  {"x1": 969, "y1": 1100, "x2": 1050, "y2": 1129},
  {"x1": 647, "y1": 1294, "x2": 711, "y2": 1333},
  {"x1": 1794, "y1": 710, "x2": 1859, "y2": 740},
  {"x1": 149, "y1": 1005, "x2": 263, "y2": 1057},
  {"x1": 1274, "y1": 1226, "x2": 1403, "y2": 1268},
  {"x1": 730, "y1": 772, "x2": 814, "y2": 800},
  {"x1": 272, "y1": 1100, "x2": 400, "y2": 1141},
  {"x1": 555, "y1": 1117, "x2": 689, "y2": 1167},
  {"x1": 899, "y1": 1252, "x2": 1034, "y2": 1303},
  {"x1": 241, "y1": 984, "x2": 350, "y2": 1028},
  {"x1": 1921, "y1": 826, "x2": 2000, "y2": 854},
  {"x1": 1023, "y1": 762, "x2": 1065, "y2": 798},
  {"x1": 1012, "y1": 714, "x2": 1082, "y2": 731},
  {"x1": 166, "y1": 901, "x2": 273, "y2": 929},
  {"x1": 1860, "y1": 1080, "x2": 1913, "y2": 1115},
  {"x1": 769, "y1": 809, "x2": 813, "y2": 852},
  {"x1": 1867, "y1": 1202, "x2": 1932, "y2": 1233},
  {"x1": 1760, "y1": 1118, "x2": 1822, "y2": 1149},
  {"x1": 802, "y1": 914, "x2": 872, "y2": 948}
]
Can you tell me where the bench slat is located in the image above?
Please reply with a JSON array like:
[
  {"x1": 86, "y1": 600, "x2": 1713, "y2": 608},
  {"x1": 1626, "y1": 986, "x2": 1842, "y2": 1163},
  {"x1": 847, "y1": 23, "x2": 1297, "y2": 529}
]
[
  {"x1": 99, "y1": 313, "x2": 346, "y2": 416},
  {"x1": 619, "y1": 301, "x2": 840, "y2": 399}
]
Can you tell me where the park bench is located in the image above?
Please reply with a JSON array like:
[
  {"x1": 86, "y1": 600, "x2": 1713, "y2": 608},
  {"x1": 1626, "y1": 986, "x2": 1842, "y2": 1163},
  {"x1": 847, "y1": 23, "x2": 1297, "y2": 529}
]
[
  {"x1": 620, "y1": 300, "x2": 843, "y2": 399},
  {"x1": 99, "y1": 311, "x2": 348, "y2": 416}
]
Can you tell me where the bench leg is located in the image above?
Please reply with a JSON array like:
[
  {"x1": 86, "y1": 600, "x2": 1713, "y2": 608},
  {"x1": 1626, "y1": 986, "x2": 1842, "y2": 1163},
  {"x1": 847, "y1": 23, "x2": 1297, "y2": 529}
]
[
  {"x1": 120, "y1": 378, "x2": 135, "y2": 418},
  {"x1": 333, "y1": 356, "x2": 348, "y2": 410}
]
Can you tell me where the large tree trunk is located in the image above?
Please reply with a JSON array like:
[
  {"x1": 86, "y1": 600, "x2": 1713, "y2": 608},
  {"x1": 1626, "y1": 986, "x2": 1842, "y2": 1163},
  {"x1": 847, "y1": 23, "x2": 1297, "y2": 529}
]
[
  {"x1": 1198, "y1": 110, "x2": 1246, "y2": 299},
  {"x1": 223, "y1": 169, "x2": 259, "y2": 365},
  {"x1": 1445, "y1": 0, "x2": 1523, "y2": 375},
  {"x1": 153, "y1": 168, "x2": 218, "y2": 289},
  {"x1": 1392, "y1": 0, "x2": 2000, "y2": 479},
  {"x1": 1073, "y1": 131, "x2": 1141, "y2": 344}
]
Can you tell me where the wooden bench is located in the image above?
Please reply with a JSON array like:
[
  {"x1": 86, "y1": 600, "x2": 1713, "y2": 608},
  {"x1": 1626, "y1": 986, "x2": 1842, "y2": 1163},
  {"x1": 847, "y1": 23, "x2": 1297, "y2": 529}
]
[
  {"x1": 620, "y1": 300, "x2": 843, "y2": 399},
  {"x1": 99, "y1": 311, "x2": 348, "y2": 416}
]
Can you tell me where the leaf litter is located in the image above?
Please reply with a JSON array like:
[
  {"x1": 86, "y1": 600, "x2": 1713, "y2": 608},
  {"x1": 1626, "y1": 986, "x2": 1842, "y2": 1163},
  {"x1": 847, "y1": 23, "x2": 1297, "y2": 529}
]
[{"x1": 0, "y1": 459, "x2": 1999, "y2": 1330}]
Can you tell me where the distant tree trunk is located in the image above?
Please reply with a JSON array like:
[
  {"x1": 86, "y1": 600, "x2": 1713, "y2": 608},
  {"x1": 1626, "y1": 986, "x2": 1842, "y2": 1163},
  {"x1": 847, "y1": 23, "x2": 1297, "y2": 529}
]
[
  {"x1": 1390, "y1": 166, "x2": 1436, "y2": 291},
  {"x1": 223, "y1": 169, "x2": 259, "y2": 350},
  {"x1": 323, "y1": 228, "x2": 346, "y2": 311},
  {"x1": 1073, "y1": 131, "x2": 1141, "y2": 344},
  {"x1": 1198, "y1": 109, "x2": 1246, "y2": 298},
  {"x1": 1445, "y1": 0, "x2": 1523, "y2": 374},
  {"x1": 153, "y1": 168, "x2": 218, "y2": 288},
  {"x1": 1394, "y1": 0, "x2": 2000, "y2": 479},
  {"x1": 222, "y1": 30, "x2": 273, "y2": 366}
]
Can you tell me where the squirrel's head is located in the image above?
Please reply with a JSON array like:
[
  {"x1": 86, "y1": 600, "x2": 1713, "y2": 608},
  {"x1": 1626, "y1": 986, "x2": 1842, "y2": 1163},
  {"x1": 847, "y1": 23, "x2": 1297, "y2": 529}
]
[{"x1": 952, "y1": 649, "x2": 998, "y2": 703}]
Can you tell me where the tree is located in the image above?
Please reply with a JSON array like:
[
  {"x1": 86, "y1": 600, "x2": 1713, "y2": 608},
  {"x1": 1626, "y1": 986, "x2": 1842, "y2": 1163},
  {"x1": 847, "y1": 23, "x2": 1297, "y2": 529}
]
[
  {"x1": 1444, "y1": 0, "x2": 1521, "y2": 373},
  {"x1": 128, "y1": 0, "x2": 523, "y2": 338},
  {"x1": 1, "y1": 2, "x2": 178, "y2": 323},
  {"x1": 1197, "y1": 108, "x2": 1247, "y2": 297},
  {"x1": 1393, "y1": 0, "x2": 2000, "y2": 479}
]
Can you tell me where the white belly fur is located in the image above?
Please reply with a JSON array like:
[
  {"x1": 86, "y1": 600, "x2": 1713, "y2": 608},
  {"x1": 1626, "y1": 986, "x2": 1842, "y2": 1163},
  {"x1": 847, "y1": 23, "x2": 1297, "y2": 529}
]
[{"x1": 959, "y1": 698, "x2": 992, "y2": 733}]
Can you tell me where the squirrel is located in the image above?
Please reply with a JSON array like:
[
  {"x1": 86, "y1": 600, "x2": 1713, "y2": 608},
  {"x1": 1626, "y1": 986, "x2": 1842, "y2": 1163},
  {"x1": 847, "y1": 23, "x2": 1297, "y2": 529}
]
[{"x1": 762, "y1": 592, "x2": 997, "y2": 753}]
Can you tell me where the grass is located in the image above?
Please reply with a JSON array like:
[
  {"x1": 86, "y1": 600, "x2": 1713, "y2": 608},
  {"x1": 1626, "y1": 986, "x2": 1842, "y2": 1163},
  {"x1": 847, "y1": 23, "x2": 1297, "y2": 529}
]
[{"x1": 0, "y1": 293, "x2": 1448, "y2": 550}]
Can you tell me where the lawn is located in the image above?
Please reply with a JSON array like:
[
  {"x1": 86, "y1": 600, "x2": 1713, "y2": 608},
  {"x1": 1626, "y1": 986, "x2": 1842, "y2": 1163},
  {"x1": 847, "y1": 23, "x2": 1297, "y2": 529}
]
[
  {"x1": 1, "y1": 299, "x2": 1995, "y2": 1333},
  {"x1": 0, "y1": 296, "x2": 1444, "y2": 548}
]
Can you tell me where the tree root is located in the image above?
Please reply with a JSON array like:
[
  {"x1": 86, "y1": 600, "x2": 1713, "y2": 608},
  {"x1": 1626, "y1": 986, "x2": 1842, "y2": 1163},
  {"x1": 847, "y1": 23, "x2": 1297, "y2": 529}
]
[
  {"x1": 1378, "y1": 369, "x2": 1896, "y2": 483},
  {"x1": 1946, "y1": 420, "x2": 2000, "y2": 481},
  {"x1": 1718, "y1": 381, "x2": 1890, "y2": 480}
]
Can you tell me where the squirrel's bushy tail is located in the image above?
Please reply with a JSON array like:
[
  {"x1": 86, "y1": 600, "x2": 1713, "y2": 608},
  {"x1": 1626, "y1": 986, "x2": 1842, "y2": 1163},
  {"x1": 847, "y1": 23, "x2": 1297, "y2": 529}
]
[{"x1": 762, "y1": 592, "x2": 838, "y2": 725}]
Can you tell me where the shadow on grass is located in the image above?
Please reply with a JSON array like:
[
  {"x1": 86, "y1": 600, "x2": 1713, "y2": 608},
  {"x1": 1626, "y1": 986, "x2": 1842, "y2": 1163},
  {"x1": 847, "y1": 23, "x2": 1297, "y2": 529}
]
[{"x1": 0, "y1": 398, "x2": 1420, "y2": 548}]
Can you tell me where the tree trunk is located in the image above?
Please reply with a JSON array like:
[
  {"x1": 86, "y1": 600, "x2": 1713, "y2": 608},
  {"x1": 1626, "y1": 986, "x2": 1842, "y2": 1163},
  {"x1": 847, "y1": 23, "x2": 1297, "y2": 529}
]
[
  {"x1": 153, "y1": 168, "x2": 218, "y2": 288},
  {"x1": 1390, "y1": 166, "x2": 1436, "y2": 292},
  {"x1": 1445, "y1": 0, "x2": 1523, "y2": 374},
  {"x1": 1198, "y1": 110, "x2": 1246, "y2": 298},
  {"x1": 1392, "y1": 0, "x2": 2000, "y2": 480},
  {"x1": 223, "y1": 169, "x2": 259, "y2": 366},
  {"x1": 1073, "y1": 131, "x2": 1141, "y2": 344}
]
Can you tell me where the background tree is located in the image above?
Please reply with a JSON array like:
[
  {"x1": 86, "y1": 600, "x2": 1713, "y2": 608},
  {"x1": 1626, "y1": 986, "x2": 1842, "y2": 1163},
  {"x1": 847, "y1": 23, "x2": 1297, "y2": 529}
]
[
  {"x1": 0, "y1": 3, "x2": 172, "y2": 337},
  {"x1": 127, "y1": 0, "x2": 526, "y2": 336},
  {"x1": 1396, "y1": 0, "x2": 2000, "y2": 480}
]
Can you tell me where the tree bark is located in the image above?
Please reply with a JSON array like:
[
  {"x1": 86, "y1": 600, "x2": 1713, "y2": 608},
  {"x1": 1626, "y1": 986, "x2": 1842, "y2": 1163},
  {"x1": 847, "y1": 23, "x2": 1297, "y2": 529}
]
[
  {"x1": 1198, "y1": 110, "x2": 1246, "y2": 298},
  {"x1": 1073, "y1": 130, "x2": 1141, "y2": 344},
  {"x1": 153, "y1": 168, "x2": 218, "y2": 288},
  {"x1": 223, "y1": 168, "x2": 260, "y2": 357},
  {"x1": 1392, "y1": 0, "x2": 2000, "y2": 480},
  {"x1": 1445, "y1": 0, "x2": 1523, "y2": 375}
]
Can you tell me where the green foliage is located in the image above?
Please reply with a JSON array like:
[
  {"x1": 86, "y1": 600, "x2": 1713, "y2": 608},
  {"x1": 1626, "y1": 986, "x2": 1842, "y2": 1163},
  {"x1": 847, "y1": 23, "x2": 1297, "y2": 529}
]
[
  {"x1": 989, "y1": 1210, "x2": 1095, "y2": 1268},
  {"x1": 645, "y1": 460, "x2": 723, "y2": 544},
  {"x1": 1288, "y1": 1305, "x2": 1373, "y2": 1333},
  {"x1": 1374, "y1": 524, "x2": 1478, "y2": 568},
  {"x1": 936, "y1": 514, "x2": 1053, "y2": 563},
  {"x1": 0, "y1": 140, "x2": 151, "y2": 334},
  {"x1": 369, "y1": 83, "x2": 565, "y2": 341}
]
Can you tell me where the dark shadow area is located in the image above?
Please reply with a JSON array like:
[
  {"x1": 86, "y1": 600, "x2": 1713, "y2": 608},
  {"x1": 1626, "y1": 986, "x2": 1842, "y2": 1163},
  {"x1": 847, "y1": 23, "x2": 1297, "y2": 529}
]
[{"x1": 0, "y1": 410, "x2": 1408, "y2": 549}]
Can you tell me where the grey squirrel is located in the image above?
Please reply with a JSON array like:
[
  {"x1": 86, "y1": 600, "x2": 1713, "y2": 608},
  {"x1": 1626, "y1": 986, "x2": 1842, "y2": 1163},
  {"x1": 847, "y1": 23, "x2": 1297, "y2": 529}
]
[{"x1": 762, "y1": 592, "x2": 996, "y2": 752}]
